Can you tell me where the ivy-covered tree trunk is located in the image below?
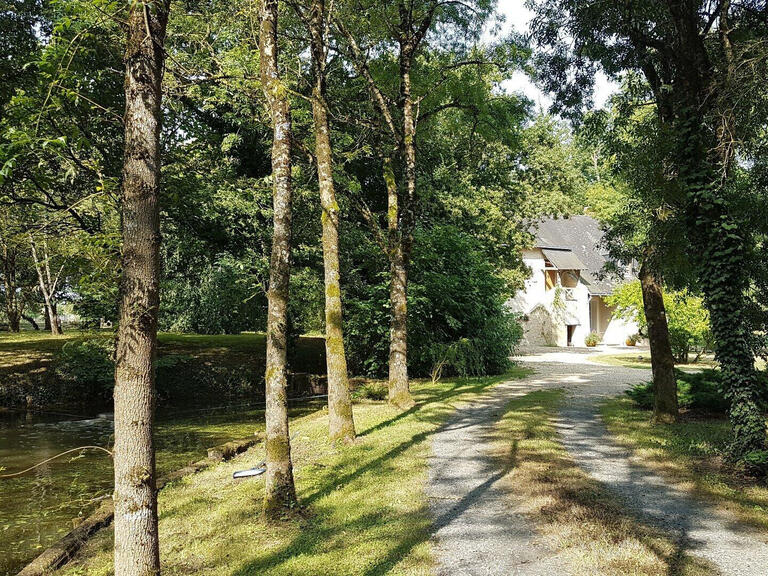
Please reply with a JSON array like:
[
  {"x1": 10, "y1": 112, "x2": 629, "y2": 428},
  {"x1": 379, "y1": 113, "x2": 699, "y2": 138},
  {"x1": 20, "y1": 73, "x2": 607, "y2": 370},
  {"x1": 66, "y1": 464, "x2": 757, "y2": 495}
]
[
  {"x1": 113, "y1": 1, "x2": 170, "y2": 575},
  {"x1": 260, "y1": 0, "x2": 298, "y2": 516},
  {"x1": 683, "y1": 145, "x2": 765, "y2": 459},
  {"x1": 663, "y1": 0, "x2": 767, "y2": 462},
  {"x1": 309, "y1": 0, "x2": 355, "y2": 443},
  {"x1": 639, "y1": 260, "x2": 678, "y2": 423}
]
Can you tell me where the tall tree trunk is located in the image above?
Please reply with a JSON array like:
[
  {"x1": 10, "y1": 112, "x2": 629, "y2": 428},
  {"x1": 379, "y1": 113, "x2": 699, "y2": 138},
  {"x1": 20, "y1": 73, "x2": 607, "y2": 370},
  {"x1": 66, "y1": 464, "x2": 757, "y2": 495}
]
[
  {"x1": 260, "y1": 0, "x2": 297, "y2": 516},
  {"x1": 639, "y1": 259, "x2": 678, "y2": 423},
  {"x1": 113, "y1": 2, "x2": 169, "y2": 575},
  {"x1": 386, "y1": 41, "x2": 419, "y2": 409},
  {"x1": 384, "y1": 157, "x2": 412, "y2": 408},
  {"x1": 308, "y1": 0, "x2": 355, "y2": 443},
  {"x1": 47, "y1": 300, "x2": 62, "y2": 335},
  {"x1": 663, "y1": 0, "x2": 766, "y2": 461},
  {"x1": 29, "y1": 236, "x2": 63, "y2": 335}
]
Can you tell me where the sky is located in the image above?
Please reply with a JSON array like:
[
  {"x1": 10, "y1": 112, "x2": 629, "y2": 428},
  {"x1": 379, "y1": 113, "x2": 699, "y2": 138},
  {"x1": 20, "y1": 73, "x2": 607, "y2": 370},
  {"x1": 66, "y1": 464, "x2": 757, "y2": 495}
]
[{"x1": 487, "y1": 0, "x2": 618, "y2": 112}]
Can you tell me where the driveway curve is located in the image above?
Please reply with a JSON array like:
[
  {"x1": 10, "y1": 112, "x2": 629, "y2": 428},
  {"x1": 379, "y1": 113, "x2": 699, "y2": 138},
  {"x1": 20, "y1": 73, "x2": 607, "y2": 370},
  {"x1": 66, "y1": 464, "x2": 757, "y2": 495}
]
[{"x1": 427, "y1": 347, "x2": 768, "y2": 576}]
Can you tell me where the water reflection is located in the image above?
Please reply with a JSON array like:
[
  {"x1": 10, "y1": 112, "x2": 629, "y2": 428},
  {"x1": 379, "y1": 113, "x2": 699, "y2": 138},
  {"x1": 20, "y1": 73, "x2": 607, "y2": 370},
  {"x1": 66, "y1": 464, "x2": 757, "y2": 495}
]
[{"x1": 0, "y1": 400, "x2": 322, "y2": 576}]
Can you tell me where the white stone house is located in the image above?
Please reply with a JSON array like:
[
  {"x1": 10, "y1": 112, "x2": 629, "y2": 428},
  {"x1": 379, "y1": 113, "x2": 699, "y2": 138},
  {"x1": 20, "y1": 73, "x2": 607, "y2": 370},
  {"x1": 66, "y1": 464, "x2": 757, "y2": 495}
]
[{"x1": 509, "y1": 215, "x2": 639, "y2": 347}]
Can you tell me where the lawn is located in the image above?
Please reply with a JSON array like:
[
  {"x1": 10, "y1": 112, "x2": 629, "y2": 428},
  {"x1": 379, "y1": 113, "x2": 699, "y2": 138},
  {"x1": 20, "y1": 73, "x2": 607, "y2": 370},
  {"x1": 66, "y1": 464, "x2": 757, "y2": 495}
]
[
  {"x1": 490, "y1": 389, "x2": 715, "y2": 576},
  {"x1": 601, "y1": 397, "x2": 768, "y2": 531},
  {"x1": 0, "y1": 331, "x2": 326, "y2": 373},
  {"x1": 590, "y1": 352, "x2": 718, "y2": 371},
  {"x1": 0, "y1": 331, "x2": 326, "y2": 409},
  {"x1": 55, "y1": 369, "x2": 529, "y2": 576}
]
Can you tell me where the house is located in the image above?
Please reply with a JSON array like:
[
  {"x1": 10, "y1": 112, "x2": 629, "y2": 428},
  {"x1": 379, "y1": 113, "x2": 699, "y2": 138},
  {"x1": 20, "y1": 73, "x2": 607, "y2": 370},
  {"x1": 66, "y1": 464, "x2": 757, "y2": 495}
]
[{"x1": 509, "y1": 215, "x2": 639, "y2": 347}]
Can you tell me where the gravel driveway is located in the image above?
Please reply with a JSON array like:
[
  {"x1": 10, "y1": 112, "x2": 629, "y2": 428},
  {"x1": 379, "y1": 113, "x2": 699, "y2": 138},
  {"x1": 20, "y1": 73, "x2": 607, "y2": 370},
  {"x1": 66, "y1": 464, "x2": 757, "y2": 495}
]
[{"x1": 427, "y1": 347, "x2": 768, "y2": 576}]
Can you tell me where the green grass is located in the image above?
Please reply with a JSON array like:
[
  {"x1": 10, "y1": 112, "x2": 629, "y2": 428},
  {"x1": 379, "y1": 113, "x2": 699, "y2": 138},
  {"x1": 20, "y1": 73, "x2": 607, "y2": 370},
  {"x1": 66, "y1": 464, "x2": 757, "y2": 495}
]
[
  {"x1": 0, "y1": 331, "x2": 327, "y2": 408},
  {"x1": 0, "y1": 331, "x2": 325, "y2": 369},
  {"x1": 601, "y1": 397, "x2": 768, "y2": 531},
  {"x1": 490, "y1": 389, "x2": 715, "y2": 576},
  {"x1": 56, "y1": 369, "x2": 530, "y2": 576},
  {"x1": 590, "y1": 352, "x2": 718, "y2": 371}
]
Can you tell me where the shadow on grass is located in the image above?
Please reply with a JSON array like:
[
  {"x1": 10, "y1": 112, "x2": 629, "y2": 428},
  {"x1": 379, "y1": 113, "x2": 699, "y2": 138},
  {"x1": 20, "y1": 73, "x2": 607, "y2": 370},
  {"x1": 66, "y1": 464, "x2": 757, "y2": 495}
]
[
  {"x1": 494, "y1": 390, "x2": 718, "y2": 576},
  {"x1": 602, "y1": 397, "x2": 768, "y2": 533},
  {"x1": 357, "y1": 370, "x2": 532, "y2": 439},
  {"x1": 231, "y1": 371, "x2": 524, "y2": 576}
]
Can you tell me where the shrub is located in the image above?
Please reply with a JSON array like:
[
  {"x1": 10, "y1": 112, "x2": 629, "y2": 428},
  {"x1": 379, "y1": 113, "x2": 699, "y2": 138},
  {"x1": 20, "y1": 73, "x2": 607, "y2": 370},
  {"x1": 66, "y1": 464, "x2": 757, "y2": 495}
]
[
  {"x1": 343, "y1": 225, "x2": 522, "y2": 378},
  {"x1": 55, "y1": 338, "x2": 115, "y2": 400},
  {"x1": 585, "y1": 331, "x2": 601, "y2": 347},
  {"x1": 608, "y1": 282, "x2": 712, "y2": 363},
  {"x1": 353, "y1": 381, "x2": 388, "y2": 401},
  {"x1": 625, "y1": 369, "x2": 768, "y2": 414}
]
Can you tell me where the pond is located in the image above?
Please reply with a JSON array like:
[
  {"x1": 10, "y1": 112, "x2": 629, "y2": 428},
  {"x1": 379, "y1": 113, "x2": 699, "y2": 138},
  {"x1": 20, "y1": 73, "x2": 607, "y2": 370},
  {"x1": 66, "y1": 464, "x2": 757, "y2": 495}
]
[{"x1": 0, "y1": 401, "x2": 320, "y2": 575}]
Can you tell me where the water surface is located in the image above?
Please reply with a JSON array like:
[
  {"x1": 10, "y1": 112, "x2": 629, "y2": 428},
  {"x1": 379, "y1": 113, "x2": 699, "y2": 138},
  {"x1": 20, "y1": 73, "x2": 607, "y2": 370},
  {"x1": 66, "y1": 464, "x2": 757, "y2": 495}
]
[{"x1": 0, "y1": 402, "x2": 318, "y2": 575}]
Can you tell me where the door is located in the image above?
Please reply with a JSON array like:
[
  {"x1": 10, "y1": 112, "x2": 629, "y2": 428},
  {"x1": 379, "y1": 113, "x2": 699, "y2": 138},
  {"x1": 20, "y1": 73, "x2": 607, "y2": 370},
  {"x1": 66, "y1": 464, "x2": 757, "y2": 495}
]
[{"x1": 566, "y1": 325, "x2": 576, "y2": 347}]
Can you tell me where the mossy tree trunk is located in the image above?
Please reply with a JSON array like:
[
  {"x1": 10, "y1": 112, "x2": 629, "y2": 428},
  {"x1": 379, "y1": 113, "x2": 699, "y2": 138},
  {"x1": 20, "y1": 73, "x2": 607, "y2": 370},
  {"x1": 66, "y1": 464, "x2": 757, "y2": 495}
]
[
  {"x1": 260, "y1": 0, "x2": 298, "y2": 516},
  {"x1": 113, "y1": 1, "x2": 170, "y2": 575},
  {"x1": 639, "y1": 258, "x2": 678, "y2": 423},
  {"x1": 308, "y1": 0, "x2": 355, "y2": 442},
  {"x1": 334, "y1": 2, "x2": 437, "y2": 410},
  {"x1": 384, "y1": 157, "x2": 412, "y2": 408}
]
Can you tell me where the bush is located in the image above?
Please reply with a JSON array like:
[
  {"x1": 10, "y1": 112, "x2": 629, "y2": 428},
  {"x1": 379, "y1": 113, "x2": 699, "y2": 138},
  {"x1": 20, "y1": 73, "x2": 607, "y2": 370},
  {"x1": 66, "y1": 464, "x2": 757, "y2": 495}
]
[
  {"x1": 353, "y1": 381, "x2": 388, "y2": 401},
  {"x1": 625, "y1": 369, "x2": 768, "y2": 414},
  {"x1": 585, "y1": 331, "x2": 601, "y2": 347},
  {"x1": 342, "y1": 225, "x2": 522, "y2": 378},
  {"x1": 55, "y1": 338, "x2": 115, "y2": 400},
  {"x1": 52, "y1": 337, "x2": 265, "y2": 407}
]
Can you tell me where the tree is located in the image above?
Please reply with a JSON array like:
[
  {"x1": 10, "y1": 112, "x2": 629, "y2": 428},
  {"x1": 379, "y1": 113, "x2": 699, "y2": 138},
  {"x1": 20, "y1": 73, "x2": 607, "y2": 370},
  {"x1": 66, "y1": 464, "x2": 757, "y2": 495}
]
[
  {"x1": 305, "y1": 0, "x2": 355, "y2": 443},
  {"x1": 580, "y1": 103, "x2": 681, "y2": 423},
  {"x1": 333, "y1": 0, "x2": 498, "y2": 408},
  {"x1": 608, "y1": 280, "x2": 712, "y2": 365},
  {"x1": 638, "y1": 260, "x2": 679, "y2": 422},
  {"x1": 29, "y1": 233, "x2": 63, "y2": 335},
  {"x1": 260, "y1": 0, "x2": 298, "y2": 516},
  {"x1": 530, "y1": 0, "x2": 768, "y2": 462},
  {"x1": 112, "y1": 1, "x2": 170, "y2": 575}
]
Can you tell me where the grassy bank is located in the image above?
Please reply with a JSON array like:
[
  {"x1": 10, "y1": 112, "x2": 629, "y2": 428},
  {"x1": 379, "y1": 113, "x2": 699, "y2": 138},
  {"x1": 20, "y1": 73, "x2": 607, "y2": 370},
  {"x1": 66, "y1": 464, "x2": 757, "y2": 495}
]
[
  {"x1": 490, "y1": 389, "x2": 715, "y2": 576},
  {"x1": 602, "y1": 397, "x2": 768, "y2": 531},
  {"x1": 0, "y1": 332, "x2": 326, "y2": 409},
  {"x1": 589, "y1": 352, "x2": 717, "y2": 370},
  {"x1": 55, "y1": 370, "x2": 528, "y2": 576}
]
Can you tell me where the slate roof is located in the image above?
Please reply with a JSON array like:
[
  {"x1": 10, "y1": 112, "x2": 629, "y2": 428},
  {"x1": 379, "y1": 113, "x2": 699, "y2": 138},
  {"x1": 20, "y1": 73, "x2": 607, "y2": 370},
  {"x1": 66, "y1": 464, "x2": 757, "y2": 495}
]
[{"x1": 533, "y1": 215, "x2": 619, "y2": 295}]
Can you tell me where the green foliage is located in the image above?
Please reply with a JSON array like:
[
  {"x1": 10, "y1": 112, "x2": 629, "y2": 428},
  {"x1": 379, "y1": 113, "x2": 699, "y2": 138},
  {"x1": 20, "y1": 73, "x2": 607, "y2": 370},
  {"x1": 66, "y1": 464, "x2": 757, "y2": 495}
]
[
  {"x1": 343, "y1": 226, "x2": 521, "y2": 378},
  {"x1": 352, "y1": 381, "x2": 388, "y2": 401},
  {"x1": 626, "y1": 369, "x2": 768, "y2": 415},
  {"x1": 160, "y1": 253, "x2": 265, "y2": 334},
  {"x1": 55, "y1": 337, "x2": 114, "y2": 397},
  {"x1": 607, "y1": 281, "x2": 712, "y2": 363},
  {"x1": 584, "y1": 331, "x2": 600, "y2": 347}
]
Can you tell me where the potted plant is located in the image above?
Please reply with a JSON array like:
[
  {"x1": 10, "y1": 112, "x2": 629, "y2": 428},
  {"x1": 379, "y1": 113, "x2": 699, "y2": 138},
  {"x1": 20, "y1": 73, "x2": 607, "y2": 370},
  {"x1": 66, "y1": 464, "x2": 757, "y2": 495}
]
[
  {"x1": 625, "y1": 334, "x2": 640, "y2": 347},
  {"x1": 585, "y1": 331, "x2": 600, "y2": 347}
]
